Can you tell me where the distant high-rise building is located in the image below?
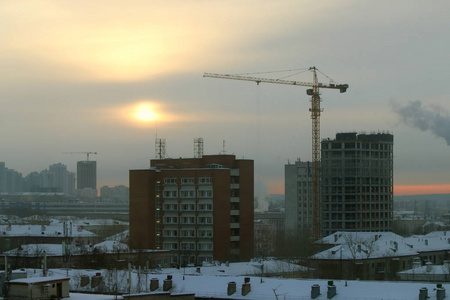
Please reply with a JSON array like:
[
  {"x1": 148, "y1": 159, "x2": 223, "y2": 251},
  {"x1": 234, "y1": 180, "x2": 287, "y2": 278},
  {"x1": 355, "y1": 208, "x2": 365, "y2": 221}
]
[
  {"x1": 321, "y1": 132, "x2": 393, "y2": 236},
  {"x1": 284, "y1": 159, "x2": 313, "y2": 237},
  {"x1": 77, "y1": 161, "x2": 97, "y2": 190},
  {"x1": 49, "y1": 163, "x2": 75, "y2": 195},
  {"x1": 0, "y1": 162, "x2": 23, "y2": 194},
  {"x1": 0, "y1": 162, "x2": 6, "y2": 193},
  {"x1": 129, "y1": 154, "x2": 254, "y2": 265}
]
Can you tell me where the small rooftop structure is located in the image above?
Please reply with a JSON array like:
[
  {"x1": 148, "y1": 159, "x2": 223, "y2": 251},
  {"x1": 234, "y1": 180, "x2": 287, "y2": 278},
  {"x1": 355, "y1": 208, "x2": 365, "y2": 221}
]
[{"x1": 8, "y1": 276, "x2": 69, "y2": 300}]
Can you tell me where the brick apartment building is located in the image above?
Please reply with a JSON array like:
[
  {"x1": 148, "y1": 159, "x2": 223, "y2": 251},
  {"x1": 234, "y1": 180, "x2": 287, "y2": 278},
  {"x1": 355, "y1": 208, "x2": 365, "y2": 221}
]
[{"x1": 129, "y1": 154, "x2": 254, "y2": 265}]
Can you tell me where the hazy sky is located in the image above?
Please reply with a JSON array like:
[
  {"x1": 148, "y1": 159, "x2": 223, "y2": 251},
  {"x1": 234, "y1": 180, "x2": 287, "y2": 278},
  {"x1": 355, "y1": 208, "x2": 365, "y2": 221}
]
[{"x1": 1, "y1": 0, "x2": 450, "y2": 197}]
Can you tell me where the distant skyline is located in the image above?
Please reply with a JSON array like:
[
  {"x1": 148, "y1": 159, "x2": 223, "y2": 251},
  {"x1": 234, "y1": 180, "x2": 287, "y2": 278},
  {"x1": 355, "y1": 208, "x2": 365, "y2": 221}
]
[{"x1": 2, "y1": 1, "x2": 450, "y2": 197}]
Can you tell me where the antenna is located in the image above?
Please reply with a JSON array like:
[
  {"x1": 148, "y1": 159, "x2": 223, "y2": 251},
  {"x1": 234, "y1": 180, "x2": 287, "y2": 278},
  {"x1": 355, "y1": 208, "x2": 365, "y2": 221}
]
[
  {"x1": 221, "y1": 140, "x2": 226, "y2": 155},
  {"x1": 155, "y1": 138, "x2": 166, "y2": 159},
  {"x1": 194, "y1": 138, "x2": 204, "y2": 158}
]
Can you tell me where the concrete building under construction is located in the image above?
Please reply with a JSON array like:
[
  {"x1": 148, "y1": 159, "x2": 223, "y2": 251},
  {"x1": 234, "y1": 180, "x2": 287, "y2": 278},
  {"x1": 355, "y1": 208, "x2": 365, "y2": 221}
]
[{"x1": 321, "y1": 132, "x2": 394, "y2": 236}]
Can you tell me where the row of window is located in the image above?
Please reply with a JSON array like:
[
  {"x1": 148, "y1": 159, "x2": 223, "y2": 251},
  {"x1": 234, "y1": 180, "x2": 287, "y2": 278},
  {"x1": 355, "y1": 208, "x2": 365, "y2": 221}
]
[
  {"x1": 163, "y1": 203, "x2": 213, "y2": 211},
  {"x1": 163, "y1": 190, "x2": 213, "y2": 198},
  {"x1": 163, "y1": 242, "x2": 213, "y2": 251},
  {"x1": 164, "y1": 177, "x2": 213, "y2": 185},
  {"x1": 163, "y1": 229, "x2": 213, "y2": 238},
  {"x1": 163, "y1": 216, "x2": 213, "y2": 224}
]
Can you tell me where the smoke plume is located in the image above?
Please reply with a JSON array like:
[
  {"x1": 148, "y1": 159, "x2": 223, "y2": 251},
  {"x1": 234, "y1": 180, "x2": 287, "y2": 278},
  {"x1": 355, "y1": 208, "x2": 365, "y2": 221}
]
[{"x1": 393, "y1": 100, "x2": 450, "y2": 145}]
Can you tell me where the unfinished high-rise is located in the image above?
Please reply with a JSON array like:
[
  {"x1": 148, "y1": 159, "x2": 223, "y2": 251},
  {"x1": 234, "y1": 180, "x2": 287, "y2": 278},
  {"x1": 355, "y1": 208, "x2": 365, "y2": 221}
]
[{"x1": 321, "y1": 132, "x2": 394, "y2": 236}]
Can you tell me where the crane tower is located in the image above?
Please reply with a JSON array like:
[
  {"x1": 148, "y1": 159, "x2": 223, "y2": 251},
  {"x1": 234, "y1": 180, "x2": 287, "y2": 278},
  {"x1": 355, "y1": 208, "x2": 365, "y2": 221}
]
[{"x1": 203, "y1": 67, "x2": 348, "y2": 240}]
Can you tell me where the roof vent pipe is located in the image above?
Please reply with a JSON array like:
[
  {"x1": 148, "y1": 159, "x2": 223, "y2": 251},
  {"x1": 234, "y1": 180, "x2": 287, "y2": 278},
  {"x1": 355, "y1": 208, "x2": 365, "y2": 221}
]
[
  {"x1": 419, "y1": 287, "x2": 428, "y2": 300},
  {"x1": 437, "y1": 287, "x2": 446, "y2": 300},
  {"x1": 311, "y1": 284, "x2": 320, "y2": 299},
  {"x1": 327, "y1": 284, "x2": 337, "y2": 299},
  {"x1": 426, "y1": 262, "x2": 432, "y2": 272}
]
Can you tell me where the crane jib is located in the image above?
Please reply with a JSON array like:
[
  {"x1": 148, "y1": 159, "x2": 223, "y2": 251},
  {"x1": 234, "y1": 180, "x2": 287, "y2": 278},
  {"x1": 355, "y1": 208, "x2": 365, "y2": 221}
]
[{"x1": 203, "y1": 73, "x2": 348, "y2": 92}]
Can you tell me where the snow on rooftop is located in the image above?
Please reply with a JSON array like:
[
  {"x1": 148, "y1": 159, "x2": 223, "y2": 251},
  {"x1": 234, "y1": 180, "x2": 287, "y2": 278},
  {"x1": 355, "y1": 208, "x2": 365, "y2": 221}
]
[
  {"x1": 313, "y1": 231, "x2": 418, "y2": 260},
  {"x1": 50, "y1": 218, "x2": 128, "y2": 226},
  {"x1": 0, "y1": 224, "x2": 96, "y2": 237},
  {"x1": 9, "y1": 275, "x2": 69, "y2": 284},
  {"x1": 93, "y1": 240, "x2": 129, "y2": 253},
  {"x1": 34, "y1": 267, "x2": 450, "y2": 300}
]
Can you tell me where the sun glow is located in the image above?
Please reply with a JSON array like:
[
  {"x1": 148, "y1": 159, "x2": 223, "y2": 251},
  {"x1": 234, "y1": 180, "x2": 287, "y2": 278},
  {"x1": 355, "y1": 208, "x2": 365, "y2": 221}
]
[{"x1": 134, "y1": 103, "x2": 158, "y2": 122}]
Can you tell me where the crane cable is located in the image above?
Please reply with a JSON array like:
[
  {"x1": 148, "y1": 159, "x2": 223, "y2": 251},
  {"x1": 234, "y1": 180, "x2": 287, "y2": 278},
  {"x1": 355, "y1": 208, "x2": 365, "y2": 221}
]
[{"x1": 256, "y1": 82, "x2": 262, "y2": 205}]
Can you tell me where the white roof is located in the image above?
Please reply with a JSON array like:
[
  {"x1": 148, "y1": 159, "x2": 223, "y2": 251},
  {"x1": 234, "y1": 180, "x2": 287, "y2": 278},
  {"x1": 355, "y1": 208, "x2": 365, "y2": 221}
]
[
  {"x1": 93, "y1": 241, "x2": 129, "y2": 253},
  {"x1": 3, "y1": 244, "x2": 81, "y2": 256},
  {"x1": 0, "y1": 224, "x2": 95, "y2": 237},
  {"x1": 398, "y1": 264, "x2": 450, "y2": 275},
  {"x1": 313, "y1": 232, "x2": 418, "y2": 260},
  {"x1": 9, "y1": 276, "x2": 69, "y2": 284},
  {"x1": 404, "y1": 235, "x2": 450, "y2": 252}
]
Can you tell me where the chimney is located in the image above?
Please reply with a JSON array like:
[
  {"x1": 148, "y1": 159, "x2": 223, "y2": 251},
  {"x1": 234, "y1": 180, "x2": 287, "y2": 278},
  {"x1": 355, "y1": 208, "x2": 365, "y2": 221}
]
[
  {"x1": 91, "y1": 274, "x2": 103, "y2": 288},
  {"x1": 41, "y1": 225, "x2": 46, "y2": 232},
  {"x1": 413, "y1": 257, "x2": 421, "y2": 269},
  {"x1": 426, "y1": 262, "x2": 432, "y2": 272},
  {"x1": 357, "y1": 244, "x2": 361, "y2": 253},
  {"x1": 443, "y1": 260, "x2": 450, "y2": 271},
  {"x1": 242, "y1": 278, "x2": 251, "y2": 296},
  {"x1": 80, "y1": 275, "x2": 89, "y2": 287},
  {"x1": 425, "y1": 239, "x2": 428, "y2": 246},
  {"x1": 327, "y1": 282, "x2": 336, "y2": 299},
  {"x1": 419, "y1": 287, "x2": 428, "y2": 300},
  {"x1": 436, "y1": 287, "x2": 446, "y2": 300},
  {"x1": 150, "y1": 278, "x2": 159, "y2": 291},
  {"x1": 163, "y1": 275, "x2": 172, "y2": 291},
  {"x1": 311, "y1": 284, "x2": 320, "y2": 299},
  {"x1": 227, "y1": 282, "x2": 236, "y2": 296}
]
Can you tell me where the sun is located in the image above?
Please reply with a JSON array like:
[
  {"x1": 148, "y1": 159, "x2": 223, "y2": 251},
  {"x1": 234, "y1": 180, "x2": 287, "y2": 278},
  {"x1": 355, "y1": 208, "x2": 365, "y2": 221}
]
[{"x1": 134, "y1": 103, "x2": 158, "y2": 122}]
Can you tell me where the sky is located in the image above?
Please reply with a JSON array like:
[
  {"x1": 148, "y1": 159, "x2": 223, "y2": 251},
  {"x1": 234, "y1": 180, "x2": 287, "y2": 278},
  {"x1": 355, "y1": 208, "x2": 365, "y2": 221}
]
[{"x1": 1, "y1": 0, "x2": 450, "y2": 197}]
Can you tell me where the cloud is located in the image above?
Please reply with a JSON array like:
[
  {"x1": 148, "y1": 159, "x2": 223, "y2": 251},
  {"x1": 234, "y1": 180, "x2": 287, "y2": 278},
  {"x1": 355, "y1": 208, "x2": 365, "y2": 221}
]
[{"x1": 392, "y1": 100, "x2": 450, "y2": 145}]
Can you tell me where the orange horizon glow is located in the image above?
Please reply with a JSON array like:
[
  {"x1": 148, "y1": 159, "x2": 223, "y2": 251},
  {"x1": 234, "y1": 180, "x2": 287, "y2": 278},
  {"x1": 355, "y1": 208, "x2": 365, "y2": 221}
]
[{"x1": 394, "y1": 184, "x2": 450, "y2": 196}]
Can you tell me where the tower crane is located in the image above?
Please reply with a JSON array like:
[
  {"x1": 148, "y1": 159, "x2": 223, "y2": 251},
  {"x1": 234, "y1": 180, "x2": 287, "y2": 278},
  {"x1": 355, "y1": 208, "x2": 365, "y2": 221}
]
[
  {"x1": 203, "y1": 67, "x2": 348, "y2": 240},
  {"x1": 63, "y1": 152, "x2": 98, "y2": 161}
]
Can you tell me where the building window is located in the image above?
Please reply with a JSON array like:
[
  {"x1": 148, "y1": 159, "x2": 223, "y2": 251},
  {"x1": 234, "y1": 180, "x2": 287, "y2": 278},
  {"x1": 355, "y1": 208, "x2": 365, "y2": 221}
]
[
  {"x1": 198, "y1": 243, "x2": 213, "y2": 251},
  {"x1": 163, "y1": 203, "x2": 178, "y2": 211},
  {"x1": 231, "y1": 189, "x2": 239, "y2": 197},
  {"x1": 163, "y1": 190, "x2": 178, "y2": 198},
  {"x1": 181, "y1": 216, "x2": 196, "y2": 224},
  {"x1": 163, "y1": 229, "x2": 178, "y2": 237},
  {"x1": 198, "y1": 190, "x2": 213, "y2": 198},
  {"x1": 181, "y1": 178, "x2": 195, "y2": 185},
  {"x1": 198, "y1": 203, "x2": 213, "y2": 211},
  {"x1": 181, "y1": 230, "x2": 196, "y2": 237},
  {"x1": 164, "y1": 216, "x2": 178, "y2": 224},
  {"x1": 181, "y1": 204, "x2": 195, "y2": 211},
  {"x1": 164, "y1": 178, "x2": 177, "y2": 185},
  {"x1": 198, "y1": 216, "x2": 213, "y2": 224},
  {"x1": 181, "y1": 243, "x2": 196, "y2": 251},
  {"x1": 163, "y1": 242, "x2": 178, "y2": 250},
  {"x1": 198, "y1": 230, "x2": 213, "y2": 238},
  {"x1": 198, "y1": 177, "x2": 212, "y2": 184},
  {"x1": 181, "y1": 190, "x2": 195, "y2": 198}
]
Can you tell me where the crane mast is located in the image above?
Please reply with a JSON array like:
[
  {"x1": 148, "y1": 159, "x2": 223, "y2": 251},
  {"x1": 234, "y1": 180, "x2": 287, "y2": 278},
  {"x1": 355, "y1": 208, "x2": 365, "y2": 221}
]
[{"x1": 204, "y1": 67, "x2": 348, "y2": 240}]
